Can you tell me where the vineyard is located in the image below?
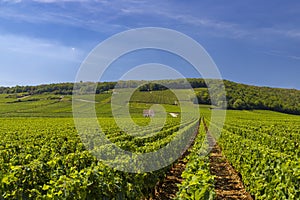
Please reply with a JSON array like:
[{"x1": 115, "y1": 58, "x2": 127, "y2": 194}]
[
  {"x1": 204, "y1": 110, "x2": 300, "y2": 199},
  {"x1": 0, "y1": 117, "x2": 201, "y2": 199},
  {"x1": 0, "y1": 92, "x2": 299, "y2": 199}
]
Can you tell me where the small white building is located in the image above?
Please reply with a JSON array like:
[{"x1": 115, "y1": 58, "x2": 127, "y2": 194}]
[{"x1": 143, "y1": 109, "x2": 155, "y2": 117}]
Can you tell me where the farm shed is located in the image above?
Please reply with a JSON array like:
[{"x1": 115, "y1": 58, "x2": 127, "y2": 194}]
[{"x1": 143, "y1": 109, "x2": 155, "y2": 117}]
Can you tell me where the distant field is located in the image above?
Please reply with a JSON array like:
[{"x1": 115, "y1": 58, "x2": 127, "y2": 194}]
[{"x1": 0, "y1": 89, "x2": 201, "y2": 118}]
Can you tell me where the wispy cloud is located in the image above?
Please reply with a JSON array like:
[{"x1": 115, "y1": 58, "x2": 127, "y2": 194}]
[
  {"x1": 0, "y1": 34, "x2": 86, "y2": 86},
  {"x1": 156, "y1": 11, "x2": 248, "y2": 38},
  {"x1": 287, "y1": 55, "x2": 300, "y2": 60},
  {"x1": 259, "y1": 27, "x2": 300, "y2": 40},
  {"x1": 0, "y1": 34, "x2": 85, "y2": 61},
  {"x1": 1, "y1": 0, "x2": 87, "y2": 3},
  {"x1": 114, "y1": 2, "x2": 300, "y2": 41},
  {"x1": 0, "y1": 0, "x2": 22, "y2": 3},
  {"x1": 1, "y1": 0, "x2": 298, "y2": 42},
  {"x1": 1, "y1": 1, "x2": 300, "y2": 42},
  {"x1": 282, "y1": 29, "x2": 300, "y2": 39},
  {"x1": 264, "y1": 50, "x2": 300, "y2": 61},
  {"x1": 0, "y1": 2, "x2": 129, "y2": 34},
  {"x1": 108, "y1": 2, "x2": 248, "y2": 39},
  {"x1": 0, "y1": 0, "x2": 240, "y2": 37}
]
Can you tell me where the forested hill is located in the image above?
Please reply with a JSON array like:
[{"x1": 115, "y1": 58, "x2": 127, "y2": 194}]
[
  {"x1": 0, "y1": 79, "x2": 299, "y2": 115},
  {"x1": 195, "y1": 80, "x2": 300, "y2": 114},
  {"x1": 224, "y1": 81, "x2": 300, "y2": 114}
]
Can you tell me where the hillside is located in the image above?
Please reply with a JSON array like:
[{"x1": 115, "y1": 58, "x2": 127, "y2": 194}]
[
  {"x1": 0, "y1": 78, "x2": 299, "y2": 115},
  {"x1": 195, "y1": 80, "x2": 300, "y2": 114}
]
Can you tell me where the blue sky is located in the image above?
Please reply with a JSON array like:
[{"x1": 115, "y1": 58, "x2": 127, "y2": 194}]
[{"x1": 0, "y1": 0, "x2": 300, "y2": 89}]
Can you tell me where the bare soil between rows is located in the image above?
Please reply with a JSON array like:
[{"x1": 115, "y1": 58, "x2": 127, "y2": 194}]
[
  {"x1": 148, "y1": 158, "x2": 187, "y2": 200},
  {"x1": 209, "y1": 144, "x2": 253, "y2": 200},
  {"x1": 205, "y1": 119, "x2": 253, "y2": 200}
]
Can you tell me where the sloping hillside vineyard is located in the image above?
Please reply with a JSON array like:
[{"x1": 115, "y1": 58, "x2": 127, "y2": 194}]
[{"x1": 0, "y1": 82, "x2": 299, "y2": 199}]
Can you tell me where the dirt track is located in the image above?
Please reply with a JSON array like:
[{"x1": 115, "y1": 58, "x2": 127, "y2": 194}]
[
  {"x1": 204, "y1": 119, "x2": 253, "y2": 200},
  {"x1": 209, "y1": 144, "x2": 253, "y2": 200}
]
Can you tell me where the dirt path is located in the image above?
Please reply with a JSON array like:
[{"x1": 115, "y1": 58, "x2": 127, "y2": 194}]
[
  {"x1": 147, "y1": 120, "x2": 200, "y2": 200},
  {"x1": 149, "y1": 159, "x2": 187, "y2": 200},
  {"x1": 209, "y1": 144, "x2": 253, "y2": 200},
  {"x1": 203, "y1": 119, "x2": 253, "y2": 200}
]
